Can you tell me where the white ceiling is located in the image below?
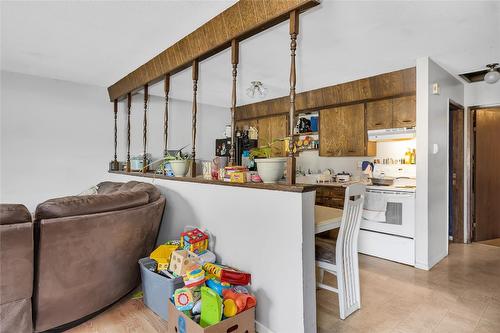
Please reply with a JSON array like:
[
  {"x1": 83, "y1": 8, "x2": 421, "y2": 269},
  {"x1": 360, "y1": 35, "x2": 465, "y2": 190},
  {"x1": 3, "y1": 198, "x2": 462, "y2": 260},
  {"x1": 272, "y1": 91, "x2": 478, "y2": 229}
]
[{"x1": 2, "y1": 1, "x2": 499, "y2": 107}]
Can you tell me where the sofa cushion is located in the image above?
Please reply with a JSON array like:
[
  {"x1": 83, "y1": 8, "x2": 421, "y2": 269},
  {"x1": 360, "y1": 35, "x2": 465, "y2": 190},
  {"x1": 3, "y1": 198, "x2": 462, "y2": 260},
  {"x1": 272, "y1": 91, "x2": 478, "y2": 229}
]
[
  {"x1": 96, "y1": 181, "x2": 123, "y2": 194},
  {"x1": 35, "y1": 191, "x2": 149, "y2": 220},
  {"x1": 97, "y1": 181, "x2": 161, "y2": 203},
  {"x1": 120, "y1": 181, "x2": 161, "y2": 203},
  {"x1": 0, "y1": 204, "x2": 32, "y2": 225}
]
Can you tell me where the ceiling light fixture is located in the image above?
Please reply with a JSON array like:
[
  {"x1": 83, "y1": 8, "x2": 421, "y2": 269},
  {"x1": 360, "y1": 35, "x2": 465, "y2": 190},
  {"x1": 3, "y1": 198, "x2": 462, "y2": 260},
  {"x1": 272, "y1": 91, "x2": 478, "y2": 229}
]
[
  {"x1": 484, "y1": 63, "x2": 500, "y2": 84},
  {"x1": 246, "y1": 81, "x2": 268, "y2": 98}
]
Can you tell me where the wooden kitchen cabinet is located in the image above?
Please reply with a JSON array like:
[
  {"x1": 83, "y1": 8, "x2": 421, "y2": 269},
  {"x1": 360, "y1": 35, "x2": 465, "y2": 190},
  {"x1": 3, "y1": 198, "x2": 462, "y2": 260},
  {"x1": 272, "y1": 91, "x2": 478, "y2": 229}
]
[
  {"x1": 366, "y1": 99, "x2": 393, "y2": 130},
  {"x1": 236, "y1": 115, "x2": 288, "y2": 157},
  {"x1": 315, "y1": 185, "x2": 346, "y2": 209},
  {"x1": 320, "y1": 104, "x2": 366, "y2": 156},
  {"x1": 393, "y1": 95, "x2": 416, "y2": 128},
  {"x1": 258, "y1": 115, "x2": 288, "y2": 157},
  {"x1": 366, "y1": 95, "x2": 416, "y2": 130}
]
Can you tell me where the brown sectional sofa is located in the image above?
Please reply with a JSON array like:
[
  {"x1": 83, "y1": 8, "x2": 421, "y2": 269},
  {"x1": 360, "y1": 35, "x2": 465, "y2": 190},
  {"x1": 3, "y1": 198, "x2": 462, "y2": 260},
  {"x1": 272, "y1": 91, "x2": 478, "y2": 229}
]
[
  {"x1": 0, "y1": 181, "x2": 165, "y2": 332},
  {"x1": 0, "y1": 204, "x2": 34, "y2": 333}
]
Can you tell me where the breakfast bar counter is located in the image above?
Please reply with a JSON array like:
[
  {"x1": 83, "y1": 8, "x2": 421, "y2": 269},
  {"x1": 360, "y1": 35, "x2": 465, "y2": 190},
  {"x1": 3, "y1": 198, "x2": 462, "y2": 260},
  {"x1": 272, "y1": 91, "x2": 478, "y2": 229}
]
[{"x1": 109, "y1": 171, "x2": 317, "y2": 193}]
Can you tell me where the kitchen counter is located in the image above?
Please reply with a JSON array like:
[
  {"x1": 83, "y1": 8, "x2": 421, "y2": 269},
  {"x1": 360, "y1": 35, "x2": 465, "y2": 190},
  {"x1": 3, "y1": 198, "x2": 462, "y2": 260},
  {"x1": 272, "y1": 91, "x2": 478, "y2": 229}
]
[{"x1": 109, "y1": 171, "x2": 316, "y2": 193}]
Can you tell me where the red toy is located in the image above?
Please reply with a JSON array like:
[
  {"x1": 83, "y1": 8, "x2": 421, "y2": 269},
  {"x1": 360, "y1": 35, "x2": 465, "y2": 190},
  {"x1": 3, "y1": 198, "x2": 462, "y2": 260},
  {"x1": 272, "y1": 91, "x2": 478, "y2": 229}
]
[
  {"x1": 180, "y1": 228, "x2": 209, "y2": 254},
  {"x1": 203, "y1": 263, "x2": 251, "y2": 286}
]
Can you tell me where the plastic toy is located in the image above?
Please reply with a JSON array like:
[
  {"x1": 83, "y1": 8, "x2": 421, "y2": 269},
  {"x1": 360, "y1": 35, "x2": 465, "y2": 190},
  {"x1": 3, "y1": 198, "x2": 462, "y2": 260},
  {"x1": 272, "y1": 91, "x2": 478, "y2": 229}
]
[
  {"x1": 200, "y1": 286, "x2": 223, "y2": 328},
  {"x1": 180, "y1": 228, "x2": 209, "y2": 254},
  {"x1": 174, "y1": 288, "x2": 194, "y2": 311},
  {"x1": 149, "y1": 244, "x2": 179, "y2": 271},
  {"x1": 195, "y1": 250, "x2": 216, "y2": 265},
  {"x1": 169, "y1": 250, "x2": 199, "y2": 276},
  {"x1": 203, "y1": 263, "x2": 251, "y2": 286},
  {"x1": 205, "y1": 276, "x2": 231, "y2": 296},
  {"x1": 222, "y1": 288, "x2": 256, "y2": 314},
  {"x1": 183, "y1": 265, "x2": 205, "y2": 288},
  {"x1": 192, "y1": 299, "x2": 202, "y2": 315},
  {"x1": 223, "y1": 299, "x2": 238, "y2": 317}
]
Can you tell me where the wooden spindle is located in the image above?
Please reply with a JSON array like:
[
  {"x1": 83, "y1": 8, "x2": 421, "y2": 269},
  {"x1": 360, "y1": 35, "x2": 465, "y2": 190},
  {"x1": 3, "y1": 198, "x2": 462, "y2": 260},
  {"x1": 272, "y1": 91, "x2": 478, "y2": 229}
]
[
  {"x1": 191, "y1": 60, "x2": 199, "y2": 177},
  {"x1": 142, "y1": 84, "x2": 149, "y2": 173},
  {"x1": 164, "y1": 74, "x2": 170, "y2": 156},
  {"x1": 229, "y1": 39, "x2": 239, "y2": 166},
  {"x1": 126, "y1": 92, "x2": 132, "y2": 172},
  {"x1": 113, "y1": 99, "x2": 119, "y2": 170},
  {"x1": 287, "y1": 10, "x2": 299, "y2": 185}
]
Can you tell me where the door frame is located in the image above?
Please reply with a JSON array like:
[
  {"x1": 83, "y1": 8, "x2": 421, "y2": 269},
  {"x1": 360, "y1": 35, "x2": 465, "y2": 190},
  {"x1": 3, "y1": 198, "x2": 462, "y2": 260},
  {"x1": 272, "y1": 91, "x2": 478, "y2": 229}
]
[
  {"x1": 466, "y1": 103, "x2": 500, "y2": 243},
  {"x1": 449, "y1": 100, "x2": 465, "y2": 243}
]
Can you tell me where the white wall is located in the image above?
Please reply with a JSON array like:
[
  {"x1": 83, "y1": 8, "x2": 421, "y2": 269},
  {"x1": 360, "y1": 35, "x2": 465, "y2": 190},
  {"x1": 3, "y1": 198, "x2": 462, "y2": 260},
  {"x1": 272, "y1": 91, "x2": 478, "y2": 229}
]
[
  {"x1": 0, "y1": 71, "x2": 229, "y2": 211},
  {"x1": 107, "y1": 172, "x2": 316, "y2": 333},
  {"x1": 296, "y1": 152, "x2": 369, "y2": 176},
  {"x1": 415, "y1": 57, "x2": 464, "y2": 270},
  {"x1": 464, "y1": 81, "x2": 500, "y2": 107}
]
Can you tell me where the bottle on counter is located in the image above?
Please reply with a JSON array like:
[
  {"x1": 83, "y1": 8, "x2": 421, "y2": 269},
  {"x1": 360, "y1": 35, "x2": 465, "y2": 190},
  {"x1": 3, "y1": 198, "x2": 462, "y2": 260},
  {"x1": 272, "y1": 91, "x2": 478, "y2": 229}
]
[
  {"x1": 411, "y1": 149, "x2": 416, "y2": 164},
  {"x1": 404, "y1": 149, "x2": 411, "y2": 164}
]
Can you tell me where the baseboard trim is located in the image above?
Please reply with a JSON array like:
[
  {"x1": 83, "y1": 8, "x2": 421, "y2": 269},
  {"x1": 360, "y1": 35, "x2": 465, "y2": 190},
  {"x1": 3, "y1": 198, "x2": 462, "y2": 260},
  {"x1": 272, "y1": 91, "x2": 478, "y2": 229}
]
[{"x1": 255, "y1": 321, "x2": 275, "y2": 333}]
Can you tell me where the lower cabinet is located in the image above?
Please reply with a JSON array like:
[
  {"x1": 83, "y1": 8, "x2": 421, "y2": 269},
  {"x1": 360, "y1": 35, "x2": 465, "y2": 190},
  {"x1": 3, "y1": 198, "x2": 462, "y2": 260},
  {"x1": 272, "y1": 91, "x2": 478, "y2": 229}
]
[{"x1": 315, "y1": 186, "x2": 346, "y2": 209}]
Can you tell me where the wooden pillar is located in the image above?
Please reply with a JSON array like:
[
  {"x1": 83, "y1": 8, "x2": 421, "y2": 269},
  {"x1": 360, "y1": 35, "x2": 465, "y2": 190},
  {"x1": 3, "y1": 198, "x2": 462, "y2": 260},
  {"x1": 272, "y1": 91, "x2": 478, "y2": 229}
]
[
  {"x1": 191, "y1": 60, "x2": 199, "y2": 177},
  {"x1": 126, "y1": 92, "x2": 132, "y2": 172},
  {"x1": 229, "y1": 39, "x2": 239, "y2": 166},
  {"x1": 286, "y1": 10, "x2": 299, "y2": 185},
  {"x1": 163, "y1": 74, "x2": 170, "y2": 156},
  {"x1": 142, "y1": 84, "x2": 149, "y2": 173},
  {"x1": 112, "y1": 99, "x2": 119, "y2": 170}
]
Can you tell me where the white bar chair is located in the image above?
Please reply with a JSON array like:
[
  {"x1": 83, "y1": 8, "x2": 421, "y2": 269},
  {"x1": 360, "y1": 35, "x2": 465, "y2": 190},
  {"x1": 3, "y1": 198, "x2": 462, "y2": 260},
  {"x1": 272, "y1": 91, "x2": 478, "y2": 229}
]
[{"x1": 316, "y1": 183, "x2": 365, "y2": 319}]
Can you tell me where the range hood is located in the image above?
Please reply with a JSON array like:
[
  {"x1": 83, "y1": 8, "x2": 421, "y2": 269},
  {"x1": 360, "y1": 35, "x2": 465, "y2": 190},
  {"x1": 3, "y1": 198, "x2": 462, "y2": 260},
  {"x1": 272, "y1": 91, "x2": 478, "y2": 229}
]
[{"x1": 368, "y1": 127, "x2": 416, "y2": 142}]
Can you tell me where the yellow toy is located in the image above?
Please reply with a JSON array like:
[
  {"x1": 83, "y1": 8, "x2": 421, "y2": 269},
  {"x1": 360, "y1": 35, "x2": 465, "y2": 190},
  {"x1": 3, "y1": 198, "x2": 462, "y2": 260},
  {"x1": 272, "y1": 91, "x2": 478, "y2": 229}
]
[
  {"x1": 149, "y1": 244, "x2": 179, "y2": 271},
  {"x1": 168, "y1": 250, "x2": 199, "y2": 276}
]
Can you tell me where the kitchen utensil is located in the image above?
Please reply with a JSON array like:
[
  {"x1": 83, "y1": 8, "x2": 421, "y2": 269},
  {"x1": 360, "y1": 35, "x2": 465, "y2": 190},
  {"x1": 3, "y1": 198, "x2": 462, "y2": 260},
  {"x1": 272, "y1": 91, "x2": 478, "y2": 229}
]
[
  {"x1": 335, "y1": 172, "x2": 351, "y2": 182},
  {"x1": 370, "y1": 177, "x2": 395, "y2": 186}
]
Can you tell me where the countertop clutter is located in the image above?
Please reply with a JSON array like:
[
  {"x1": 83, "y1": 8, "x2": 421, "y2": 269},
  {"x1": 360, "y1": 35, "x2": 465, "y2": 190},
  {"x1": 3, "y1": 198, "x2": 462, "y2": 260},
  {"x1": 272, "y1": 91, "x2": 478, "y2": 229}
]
[{"x1": 142, "y1": 228, "x2": 256, "y2": 332}]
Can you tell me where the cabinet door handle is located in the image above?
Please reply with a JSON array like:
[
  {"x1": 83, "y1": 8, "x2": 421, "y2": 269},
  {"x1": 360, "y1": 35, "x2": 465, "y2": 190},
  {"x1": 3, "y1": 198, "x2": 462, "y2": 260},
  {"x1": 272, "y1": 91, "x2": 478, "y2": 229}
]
[
  {"x1": 374, "y1": 122, "x2": 383, "y2": 126},
  {"x1": 347, "y1": 149, "x2": 356, "y2": 153},
  {"x1": 401, "y1": 120, "x2": 412, "y2": 123}
]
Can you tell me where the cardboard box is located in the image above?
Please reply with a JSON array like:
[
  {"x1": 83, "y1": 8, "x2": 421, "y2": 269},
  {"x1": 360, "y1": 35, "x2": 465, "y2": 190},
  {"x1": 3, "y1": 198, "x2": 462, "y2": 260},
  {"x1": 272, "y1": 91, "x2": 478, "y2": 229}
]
[{"x1": 167, "y1": 301, "x2": 255, "y2": 333}]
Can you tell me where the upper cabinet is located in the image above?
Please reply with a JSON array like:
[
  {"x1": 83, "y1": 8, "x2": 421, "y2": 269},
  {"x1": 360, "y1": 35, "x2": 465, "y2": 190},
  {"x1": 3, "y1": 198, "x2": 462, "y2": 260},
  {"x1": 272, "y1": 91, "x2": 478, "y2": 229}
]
[
  {"x1": 320, "y1": 104, "x2": 366, "y2": 157},
  {"x1": 392, "y1": 95, "x2": 416, "y2": 128},
  {"x1": 366, "y1": 95, "x2": 416, "y2": 130},
  {"x1": 236, "y1": 115, "x2": 288, "y2": 157},
  {"x1": 366, "y1": 99, "x2": 393, "y2": 130}
]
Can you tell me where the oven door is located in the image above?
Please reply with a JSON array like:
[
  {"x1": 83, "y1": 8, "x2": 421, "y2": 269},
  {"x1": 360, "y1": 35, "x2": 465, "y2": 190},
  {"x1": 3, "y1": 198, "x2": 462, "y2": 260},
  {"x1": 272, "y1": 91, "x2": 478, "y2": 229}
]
[{"x1": 361, "y1": 190, "x2": 415, "y2": 238}]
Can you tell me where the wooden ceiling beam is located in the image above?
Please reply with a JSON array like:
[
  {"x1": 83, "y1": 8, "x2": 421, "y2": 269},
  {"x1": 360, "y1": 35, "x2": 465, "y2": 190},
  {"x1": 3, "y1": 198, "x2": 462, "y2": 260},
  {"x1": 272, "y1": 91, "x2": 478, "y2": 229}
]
[{"x1": 107, "y1": 0, "x2": 320, "y2": 101}]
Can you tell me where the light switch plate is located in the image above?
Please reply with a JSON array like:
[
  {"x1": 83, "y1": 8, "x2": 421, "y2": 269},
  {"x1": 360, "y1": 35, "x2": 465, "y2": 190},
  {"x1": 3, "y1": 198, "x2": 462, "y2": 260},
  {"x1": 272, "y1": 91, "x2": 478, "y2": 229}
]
[{"x1": 432, "y1": 82, "x2": 440, "y2": 95}]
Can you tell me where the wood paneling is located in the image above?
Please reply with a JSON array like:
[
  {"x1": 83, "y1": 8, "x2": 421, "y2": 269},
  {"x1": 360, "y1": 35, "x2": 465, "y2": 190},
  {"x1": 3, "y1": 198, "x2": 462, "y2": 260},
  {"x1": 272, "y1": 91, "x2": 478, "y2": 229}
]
[
  {"x1": 320, "y1": 104, "x2": 366, "y2": 157},
  {"x1": 474, "y1": 107, "x2": 500, "y2": 241},
  {"x1": 366, "y1": 99, "x2": 393, "y2": 130},
  {"x1": 393, "y1": 95, "x2": 416, "y2": 128},
  {"x1": 235, "y1": 67, "x2": 416, "y2": 121},
  {"x1": 107, "y1": 0, "x2": 320, "y2": 101}
]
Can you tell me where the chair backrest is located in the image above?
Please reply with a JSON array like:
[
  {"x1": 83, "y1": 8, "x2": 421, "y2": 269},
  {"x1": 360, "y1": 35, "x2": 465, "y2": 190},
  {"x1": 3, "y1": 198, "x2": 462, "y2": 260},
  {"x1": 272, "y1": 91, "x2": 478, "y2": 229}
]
[
  {"x1": 336, "y1": 184, "x2": 366, "y2": 264},
  {"x1": 336, "y1": 183, "x2": 365, "y2": 306}
]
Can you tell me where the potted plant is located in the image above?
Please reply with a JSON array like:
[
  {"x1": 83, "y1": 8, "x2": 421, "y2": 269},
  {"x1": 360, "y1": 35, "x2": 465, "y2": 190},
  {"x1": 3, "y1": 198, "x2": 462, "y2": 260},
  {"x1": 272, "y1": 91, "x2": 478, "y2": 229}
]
[
  {"x1": 162, "y1": 149, "x2": 192, "y2": 177},
  {"x1": 250, "y1": 139, "x2": 288, "y2": 184}
]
